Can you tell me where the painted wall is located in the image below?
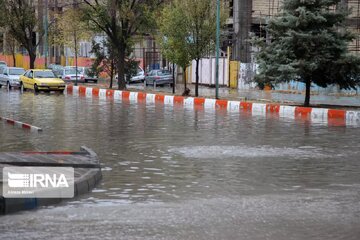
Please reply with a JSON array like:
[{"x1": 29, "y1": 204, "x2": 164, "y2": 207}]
[{"x1": 190, "y1": 58, "x2": 229, "y2": 86}]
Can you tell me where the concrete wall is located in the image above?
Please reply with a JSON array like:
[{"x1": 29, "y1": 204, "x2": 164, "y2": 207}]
[{"x1": 190, "y1": 58, "x2": 229, "y2": 86}]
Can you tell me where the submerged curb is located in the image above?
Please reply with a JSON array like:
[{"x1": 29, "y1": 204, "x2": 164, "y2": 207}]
[
  {"x1": 66, "y1": 85, "x2": 360, "y2": 127},
  {"x1": 0, "y1": 116, "x2": 43, "y2": 132}
]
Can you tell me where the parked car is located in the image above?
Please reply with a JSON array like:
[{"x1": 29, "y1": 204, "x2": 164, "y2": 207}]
[
  {"x1": 115, "y1": 67, "x2": 146, "y2": 84},
  {"x1": 60, "y1": 67, "x2": 85, "y2": 83},
  {"x1": 0, "y1": 61, "x2": 7, "y2": 67},
  {"x1": 0, "y1": 67, "x2": 26, "y2": 89},
  {"x1": 48, "y1": 64, "x2": 64, "y2": 78},
  {"x1": 20, "y1": 69, "x2": 66, "y2": 93},
  {"x1": 144, "y1": 69, "x2": 173, "y2": 87},
  {"x1": 66, "y1": 66, "x2": 98, "y2": 83},
  {"x1": 129, "y1": 67, "x2": 145, "y2": 83}
]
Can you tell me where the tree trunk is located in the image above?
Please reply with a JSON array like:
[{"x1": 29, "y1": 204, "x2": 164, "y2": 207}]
[
  {"x1": 117, "y1": 46, "x2": 126, "y2": 90},
  {"x1": 74, "y1": 31, "x2": 78, "y2": 86},
  {"x1": 183, "y1": 66, "x2": 187, "y2": 90},
  {"x1": 29, "y1": 51, "x2": 36, "y2": 69},
  {"x1": 195, "y1": 59, "x2": 199, "y2": 97},
  {"x1": 12, "y1": 52, "x2": 16, "y2": 67},
  {"x1": 109, "y1": 59, "x2": 114, "y2": 89},
  {"x1": 172, "y1": 63, "x2": 175, "y2": 94},
  {"x1": 304, "y1": 78, "x2": 311, "y2": 107}
]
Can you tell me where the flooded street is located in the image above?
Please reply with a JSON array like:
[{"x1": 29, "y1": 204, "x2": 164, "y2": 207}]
[{"x1": 1, "y1": 89, "x2": 360, "y2": 239}]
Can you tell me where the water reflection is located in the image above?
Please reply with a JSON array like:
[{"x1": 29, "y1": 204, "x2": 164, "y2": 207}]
[{"x1": 0, "y1": 90, "x2": 360, "y2": 240}]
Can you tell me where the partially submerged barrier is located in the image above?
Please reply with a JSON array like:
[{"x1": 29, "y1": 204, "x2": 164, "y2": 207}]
[
  {"x1": 0, "y1": 116, "x2": 43, "y2": 132},
  {"x1": 66, "y1": 85, "x2": 360, "y2": 127}
]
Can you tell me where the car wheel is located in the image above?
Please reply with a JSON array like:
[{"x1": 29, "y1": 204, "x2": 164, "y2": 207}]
[
  {"x1": 7, "y1": 82, "x2": 11, "y2": 91},
  {"x1": 20, "y1": 82, "x2": 26, "y2": 93},
  {"x1": 0, "y1": 84, "x2": 2, "y2": 88},
  {"x1": 34, "y1": 84, "x2": 39, "y2": 93}
]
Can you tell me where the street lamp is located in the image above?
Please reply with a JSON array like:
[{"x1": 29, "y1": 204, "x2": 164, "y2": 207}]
[{"x1": 215, "y1": 0, "x2": 220, "y2": 99}]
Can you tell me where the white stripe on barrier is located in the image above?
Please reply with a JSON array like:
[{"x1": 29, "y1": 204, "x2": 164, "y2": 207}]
[
  {"x1": 227, "y1": 101, "x2": 240, "y2": 112},
  {"x1": 86, "y1": 88, "x2": 93, "y2": 98},
  {"x1": 129, "y1": 92, "x2": 138, "y2": 102},
  {"x1": 252, "y1": 103, "x2": 267, "y2": 116},
  {"x1": 346, "y1": 111, "x2": 360, "y2": 125},
  {"x1": 164, "y1": 95, "x2": 174, "y2": 106},
  {"x1": 114, "y1": 90, "x2": 122, "y2": 100},
  {"x1": 99, "y1": 89, "x2": 107, "y2": 99},
  {"x1": 184, "y1": 97, "x2": 194, "y2": 108},
  {"x1": 72, "y1": 86, "x2": 79, "y2": 95},
  {"x1": 311, "y1": 108, "x2": 328, "y2": 123},
  {"x1": 146, "y1": 93, "x2": 156, "y2": 104},
  {"x1": 280, "y1": 106, "x2": 296, "y2": 119},
  {"x1": 204, "y1": 99, "x2": 216, "y2": 109}
]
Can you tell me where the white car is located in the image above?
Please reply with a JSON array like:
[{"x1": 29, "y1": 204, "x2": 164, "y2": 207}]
[
  {"x1": 115, "y1": 67, "x2": 145, "y2": 83},
  {"x1": 60, "y1": 68, "x2": 85, "y2": 83},
  {"x1": 0, "y1": 67, "x2": 26, "y2": 89}
]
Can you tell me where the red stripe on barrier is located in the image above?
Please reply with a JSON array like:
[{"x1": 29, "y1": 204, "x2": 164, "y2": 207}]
[
  {"x1": 194, "y1": 98, "x2": 205, "y2": 106},
  {"x1": 328, "y1": 109, "x2": 346, "y2": 119},
  {"x1": 266, "y1": 104, "x2": 280, "y2": 113},
  {"x1": 174, "y1": 96, "x2": 184, "y2": 104},
  {"x1": 78, "y1": 86, "x2": 86, "y2": 95},
  {"x1": 138, "y1": 92, "x2": 147, "y2": 100},
  {"x1": 122, "y1": 91, "x2": 130, "y2": 99},
  {"x1": 22, "y1": 124, "x2": 31, "y2": 129},
  {"x1": 66, "y1": 85, "x2": 73, "y2": 93},
  {"x1": 23, "y1": 151, "x2": 76, "y2": 155},
  {"x1": 295, "y1": 107, "x2": 312, "y2": 119},
  {"x1": 328, "y1": 109, "x2": 346, "y2": 126},
  {"x1": 106, "y1": 89, "x2": 114, "y2": 98},
  {"x1": 92, "y1": 88, "x2": 99, "y2": 96},
  {"x1": 216, "y1": 100, "x2": 228, "y2": 109},
  {"x1": 240, "y1": 102, "x2": 252, "y2": 111},
  {"x1": 6, "y1": 119, "x2": 15, "y2": 125},
  {"x1": 155, "y1": 94, "x2": 165, "y2": 103}
]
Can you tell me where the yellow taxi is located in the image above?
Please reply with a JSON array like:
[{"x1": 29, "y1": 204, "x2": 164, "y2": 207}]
[{"x1": 20, "y1": 69, "x2": 66, "y2": 93}]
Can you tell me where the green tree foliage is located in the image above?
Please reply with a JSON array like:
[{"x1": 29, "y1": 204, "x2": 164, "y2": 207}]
[
  {"x1": 52, "y1": 8, "x2": 91, "y2": 85},
  {"x1": 254, "y1": 0, "x2": 360, "y2": 106},
  {"x1": 0, "y1": 0, "x2": 45, "y2": 69},
  {"x1": 83, "y1": 0, "x2": 163, "y2": 90},
  {"x1": 158, "y1": 0, "x2": 226, "y2": 97},
  {"x1": 90, "y1": 40, "x2": 117, "y2": 89},
  {"x1": 158, "y1": 1, "x2": 192, "y2": 95}
]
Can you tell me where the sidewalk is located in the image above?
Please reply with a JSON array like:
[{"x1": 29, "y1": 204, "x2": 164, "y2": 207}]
[{"x1": 92, "y1": 81, "x2": 360, "y2": 109}]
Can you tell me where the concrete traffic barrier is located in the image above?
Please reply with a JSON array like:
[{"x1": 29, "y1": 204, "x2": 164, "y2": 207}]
[{"x1": 65, "y1": 85, "x2": 360, "y2": 127}]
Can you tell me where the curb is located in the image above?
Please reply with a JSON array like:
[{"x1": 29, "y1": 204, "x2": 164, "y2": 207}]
[
  {"x1": 0, "y1": 116, "x2": 43, "y2": 132},
  {"x1": 66, "y1": 85, "x2": 360, "y2": 127}
]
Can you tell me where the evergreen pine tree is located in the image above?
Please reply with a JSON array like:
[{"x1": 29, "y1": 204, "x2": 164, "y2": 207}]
[{"x1": 255, "y1": 0, "x2": 360, "y2": 106}]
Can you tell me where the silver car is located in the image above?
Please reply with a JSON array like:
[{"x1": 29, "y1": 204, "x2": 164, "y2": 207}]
[
  {"x1": 145, "y1": 69, "x2": 173, "y2": 87},
  {"x1": 61, "y1": 68, "x2": 85, "y2": 83},
  {"x1": 0, "y1": 67, "x2": 26, "y2": 89}
]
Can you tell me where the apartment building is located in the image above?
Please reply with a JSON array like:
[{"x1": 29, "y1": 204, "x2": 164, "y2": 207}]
[{"x1": 227, "y1": 0, "x2": 360, "y2": 63}]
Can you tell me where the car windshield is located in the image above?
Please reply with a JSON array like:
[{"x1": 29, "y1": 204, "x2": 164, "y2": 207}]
[
  {"x1": 157, "y1": 70, "x2": 171, "y2": 76},
  {"x1": 9, "y1": 69, "x2": 25, "y2": 75},
  {"x1": 65, "y1": 69, "x2": 81, "y2": 75},
  {"x1": 34, "y1": 71, "x2": 56, "y2": 78}
]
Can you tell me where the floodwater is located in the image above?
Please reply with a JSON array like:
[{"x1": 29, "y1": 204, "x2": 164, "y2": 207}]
[{"x1": 0, "y1": 89, "x2": 360, "y2": 240}]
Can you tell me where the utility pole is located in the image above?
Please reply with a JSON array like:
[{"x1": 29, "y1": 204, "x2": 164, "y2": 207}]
[
  {"x1": 44, "y1": 0, "x2": 49, "y2": 68},
  {"x1": 215, "y1": 0, "x2": 220, "y2": 99}
]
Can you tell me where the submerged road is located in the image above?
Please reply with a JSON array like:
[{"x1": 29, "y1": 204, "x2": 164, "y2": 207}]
[{"x1": 0, "y1": 89, "x2": 360, "y2": 240}]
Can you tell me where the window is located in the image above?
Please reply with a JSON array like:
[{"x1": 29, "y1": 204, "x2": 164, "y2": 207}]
[
  {"x1": 34, "y1": 71, "x2": 56, "y2": 78},
  {"x1": 9, "y1": 68, "x2": 25, "y2": 76}
]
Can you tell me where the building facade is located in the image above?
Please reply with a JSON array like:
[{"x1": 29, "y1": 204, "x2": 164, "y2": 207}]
[{"x1": 227, "y1": 0, "x2": 360, "y2": 63}]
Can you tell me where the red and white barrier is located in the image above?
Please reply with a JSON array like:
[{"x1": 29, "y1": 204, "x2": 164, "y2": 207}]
[
  {"x1": 0, "y1": 116, "x2": 43, "y2": 132},
  {"x1": 66, "y1": 85, "x2": 360, "y2": 127}
]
